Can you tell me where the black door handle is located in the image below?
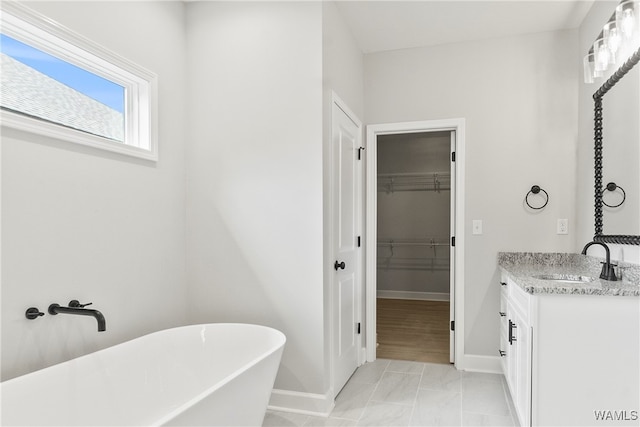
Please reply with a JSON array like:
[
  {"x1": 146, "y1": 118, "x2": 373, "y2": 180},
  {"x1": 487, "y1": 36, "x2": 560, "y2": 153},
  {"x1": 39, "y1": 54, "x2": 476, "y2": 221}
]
[{"x1": 334, "y1": 261, "x2": 346, "y2": 271}]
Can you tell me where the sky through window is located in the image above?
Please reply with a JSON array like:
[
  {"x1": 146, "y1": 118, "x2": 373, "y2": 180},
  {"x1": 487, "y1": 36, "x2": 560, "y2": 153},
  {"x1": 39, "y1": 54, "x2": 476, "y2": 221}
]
[{"x1": 1, "y1": 33, "x2": 125, "y2": 113}]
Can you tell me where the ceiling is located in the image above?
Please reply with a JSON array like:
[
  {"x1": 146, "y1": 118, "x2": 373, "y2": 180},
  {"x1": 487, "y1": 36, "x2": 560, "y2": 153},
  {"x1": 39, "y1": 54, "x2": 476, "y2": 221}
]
[{"x1": 335, "y1": 0, "x2": 597, "y2": 54}]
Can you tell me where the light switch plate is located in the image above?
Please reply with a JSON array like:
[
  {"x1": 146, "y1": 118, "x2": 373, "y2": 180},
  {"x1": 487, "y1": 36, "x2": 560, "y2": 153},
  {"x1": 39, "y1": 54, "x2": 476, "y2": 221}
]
[{"x1": 472, "y1": 220, "x2": 483, "y2": 235}]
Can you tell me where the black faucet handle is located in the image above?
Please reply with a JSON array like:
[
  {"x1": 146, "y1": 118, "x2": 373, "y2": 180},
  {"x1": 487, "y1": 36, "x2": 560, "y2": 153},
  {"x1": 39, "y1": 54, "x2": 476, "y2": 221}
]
[
  {"x1": 69, "y1": 300, "x2": 93, "y2": 308},
  {"x1": 600, "y1": 261, "x2": 618, "y2": 267},
  {"x1": 25, "y1": 307, "x2": 45, "y2": 320}
]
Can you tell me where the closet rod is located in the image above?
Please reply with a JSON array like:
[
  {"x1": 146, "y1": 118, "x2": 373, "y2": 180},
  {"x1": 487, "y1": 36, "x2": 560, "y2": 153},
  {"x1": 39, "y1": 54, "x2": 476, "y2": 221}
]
[
  {"x1": 377, "y1": 238, "x2": 450, "y2": 246},
  {"x1": 377, "y1": 242, "x2": 449, "y2": 247},
  {"x1": 377, "y1": 172, "x2": 451, "y2": 193},
  {"x1": 377, "y1": 172, "x2": 451, "y2": 177},
  {"x1": 377, "y1": 257, "x2": 450, "y2": 263},
  {"x1": 377, "y1": 266, "x2": 449, "y2": 271},
  {"x1": 376, "y1": 258, "x2": 450, "y2": 271}
]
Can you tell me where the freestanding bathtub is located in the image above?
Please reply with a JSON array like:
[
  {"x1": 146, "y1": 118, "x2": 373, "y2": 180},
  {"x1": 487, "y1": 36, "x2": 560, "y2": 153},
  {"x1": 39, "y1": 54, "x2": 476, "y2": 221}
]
[{"x1": 1, "y1": 323, "x2": 285, "y2": 426}]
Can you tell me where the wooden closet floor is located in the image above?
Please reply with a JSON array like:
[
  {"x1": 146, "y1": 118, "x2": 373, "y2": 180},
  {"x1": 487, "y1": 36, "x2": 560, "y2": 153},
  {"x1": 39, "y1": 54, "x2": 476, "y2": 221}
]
[{"x1": 376, "y1": 298, "x2": 450, "y2": 364}]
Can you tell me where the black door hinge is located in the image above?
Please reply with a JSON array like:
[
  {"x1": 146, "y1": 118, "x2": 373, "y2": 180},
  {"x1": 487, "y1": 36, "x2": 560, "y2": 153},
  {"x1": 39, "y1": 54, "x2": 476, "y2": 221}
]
[
  {"x1": 450, "y1": 320, "x2": 455, "y2": 331},
  {"x1": 451, "y1": 236, "x2": 455, "y2": 247},
  {"x1": 357, "y1": 236, "x2": 361, "y2": 247},
  {"x1": 452, "y1": 152, "x2": 456, "y2": 162},
  {"x1": 509, "y1": 319, "x2": 517, "y2": 345},
  {"x1": 357, "y1": 147, "x2": 365, "y2": 160},
  {"x1": 357, "y1": 322, "x2": 361, "y2": 334}
]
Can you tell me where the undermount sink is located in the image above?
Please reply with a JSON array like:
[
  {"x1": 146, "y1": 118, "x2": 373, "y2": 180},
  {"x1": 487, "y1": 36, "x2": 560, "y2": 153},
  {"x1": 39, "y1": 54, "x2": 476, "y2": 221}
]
[{"x1": 532, "y1": 274, "x2": 596, "y2": 284}]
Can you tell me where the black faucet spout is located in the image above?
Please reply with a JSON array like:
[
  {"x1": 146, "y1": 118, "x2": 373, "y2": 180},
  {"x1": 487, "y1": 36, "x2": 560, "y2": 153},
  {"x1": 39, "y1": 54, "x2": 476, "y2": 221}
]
[
  {"x1": 48, "y1": 304, "x2": 106, "y2": 331},
  {"x1": 581, "y1": 241, "x2": 618, "y2": 281}
]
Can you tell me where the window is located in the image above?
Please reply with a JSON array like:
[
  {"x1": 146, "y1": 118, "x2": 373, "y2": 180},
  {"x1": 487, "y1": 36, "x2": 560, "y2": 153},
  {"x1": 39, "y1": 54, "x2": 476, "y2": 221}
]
[{"x1": 0, "y1": 3, "x2": 157, "y2": 161}]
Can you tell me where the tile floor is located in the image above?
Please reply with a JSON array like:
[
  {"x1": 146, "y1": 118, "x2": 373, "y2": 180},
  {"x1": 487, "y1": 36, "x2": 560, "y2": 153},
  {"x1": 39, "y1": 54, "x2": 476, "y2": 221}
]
[{"x1": 263, "y1": 359, "x2": 519, "y2": 427}]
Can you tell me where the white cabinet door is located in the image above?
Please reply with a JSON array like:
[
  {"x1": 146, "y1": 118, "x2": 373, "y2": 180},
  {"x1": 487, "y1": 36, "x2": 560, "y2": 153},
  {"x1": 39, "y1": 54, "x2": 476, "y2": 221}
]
[
  {"x1": 499, "y1": 282, "x2": 508, "y2": 375},
  {"x1": 506, "y1": 303, "x2": 518, "y2": 397},
  {"x1": 512, "y1": 310, "x2": 531, "y2": 427},
  {"x1": 503, "y1": 281, "x2": 532, "y2": 427}
]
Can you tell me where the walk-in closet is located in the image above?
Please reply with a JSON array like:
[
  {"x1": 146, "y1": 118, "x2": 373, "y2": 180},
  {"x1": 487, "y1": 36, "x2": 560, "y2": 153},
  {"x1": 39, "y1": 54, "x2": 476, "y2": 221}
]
[{"x1": 376, "y1": 131, "x2": 452, "y2": 364}]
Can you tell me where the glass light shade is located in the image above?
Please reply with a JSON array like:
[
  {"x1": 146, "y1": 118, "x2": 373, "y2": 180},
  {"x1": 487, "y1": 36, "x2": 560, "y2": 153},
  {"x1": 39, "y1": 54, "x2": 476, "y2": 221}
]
[
  {"x1": 616, "y1": 0, "x2": 639, "y2": 40},
  {"x1": 604, "y1": 20, "x2": 621, "y2": 59},
  {"x1": 594, "y1": 38, "x2": 610, "y2": 72},
  {"x1": 583, "y1": 53, "x2": 597, "y2": 83}
]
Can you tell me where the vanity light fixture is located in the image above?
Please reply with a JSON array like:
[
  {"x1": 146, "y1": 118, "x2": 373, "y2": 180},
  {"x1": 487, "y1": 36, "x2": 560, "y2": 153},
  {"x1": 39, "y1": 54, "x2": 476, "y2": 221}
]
[{"x1": 584, "y1": 0, "x2": 640, "y2": 83}]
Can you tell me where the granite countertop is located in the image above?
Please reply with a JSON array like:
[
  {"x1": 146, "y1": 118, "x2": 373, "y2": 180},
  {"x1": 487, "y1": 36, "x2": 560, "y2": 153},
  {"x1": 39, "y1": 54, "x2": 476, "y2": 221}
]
[{"x1": 498, "y1": 252, "x2": 640, "y2": 297}]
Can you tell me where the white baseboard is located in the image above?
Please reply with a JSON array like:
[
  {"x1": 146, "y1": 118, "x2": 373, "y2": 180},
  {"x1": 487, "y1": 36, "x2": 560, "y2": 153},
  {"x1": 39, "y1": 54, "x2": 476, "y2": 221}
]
[
  {"x1": 461, "y1": 354, "x2": 502, "y2": 374},
  {"x1": 268, "y1": 389, "x2": 334, "y2": 417},
  {"x1": 377, "y1": 290, "x2": 450, "y2": 301}
]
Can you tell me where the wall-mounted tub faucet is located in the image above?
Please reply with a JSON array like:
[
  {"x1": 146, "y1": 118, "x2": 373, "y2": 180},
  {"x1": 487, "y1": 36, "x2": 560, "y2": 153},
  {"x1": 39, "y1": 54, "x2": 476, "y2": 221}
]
[
  {"x1": 581, "y1": 241, "x2": 618, "y2": 281},
  {"x1": 48, "y1": 300, "x2": 106, "y2": 332}
]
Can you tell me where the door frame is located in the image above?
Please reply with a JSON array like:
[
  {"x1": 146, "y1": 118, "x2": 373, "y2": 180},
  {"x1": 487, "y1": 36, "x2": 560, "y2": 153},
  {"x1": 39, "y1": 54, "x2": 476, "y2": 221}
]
[
  {"x1": 365, "y1": 119, "x2": 466, "y2": 368},
  {"x1": 329, "y1": 92, "x2": 364, "y2": 397}
]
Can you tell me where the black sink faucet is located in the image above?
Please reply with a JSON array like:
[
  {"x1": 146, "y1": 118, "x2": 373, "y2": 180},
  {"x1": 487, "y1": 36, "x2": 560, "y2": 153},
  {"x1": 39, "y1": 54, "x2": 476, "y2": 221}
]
[
  {"x1": 581, "y1": 241, "x2": 618, "y2": 281},
  {"x1": 48, "y1": 300, "x2": 106, "y2": 331}
]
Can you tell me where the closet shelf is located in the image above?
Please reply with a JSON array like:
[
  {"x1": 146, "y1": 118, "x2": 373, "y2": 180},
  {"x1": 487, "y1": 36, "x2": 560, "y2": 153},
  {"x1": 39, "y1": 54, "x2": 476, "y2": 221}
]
[
  {"x1": 377, "y1": 238, "x2": 450, "y2": 271},
  {"x1": 378, "y1": 172, "x2": 451, "y2": 193},
  {"x1": 377, "y1": 257, "x2": 450, "y2": 271},
  {"x1": 377, "y1": 238, "x2": 450, "y2": 248}
]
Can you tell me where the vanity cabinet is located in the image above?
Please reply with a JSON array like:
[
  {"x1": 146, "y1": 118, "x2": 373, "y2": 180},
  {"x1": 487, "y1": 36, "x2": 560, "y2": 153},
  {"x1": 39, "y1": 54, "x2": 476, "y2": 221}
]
[
  {"x1": 499, "y1": 274, "x2": 640, "y2": 427},
  {"x1": 500, "y1": 278, "x2": 531, "y2": 426}
]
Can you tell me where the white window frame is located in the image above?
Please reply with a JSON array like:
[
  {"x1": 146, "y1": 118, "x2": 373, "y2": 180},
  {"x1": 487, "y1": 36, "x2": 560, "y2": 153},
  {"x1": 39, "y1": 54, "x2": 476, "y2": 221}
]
[{"x1": 0, "y1": 2, "x2": 158, "y2": 161}]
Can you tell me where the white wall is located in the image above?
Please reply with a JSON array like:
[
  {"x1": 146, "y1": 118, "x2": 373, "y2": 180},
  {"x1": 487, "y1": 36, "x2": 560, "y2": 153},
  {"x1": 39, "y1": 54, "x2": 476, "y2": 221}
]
[
  {"x1": 364, "y1": 30, "x2": 579, "y2": 357},
  {"x1": 1, "y1": 1, "x2": 188, "y2": 380},
  {"x1": 577, "y1": 0, "x2": 640, "y2": 264},
  {"x1": 185, "y1": 1, "x2": 326, "y2": 396},
  {"x1": 322, "y1": 1, "x2": 364, "y2": 120}
]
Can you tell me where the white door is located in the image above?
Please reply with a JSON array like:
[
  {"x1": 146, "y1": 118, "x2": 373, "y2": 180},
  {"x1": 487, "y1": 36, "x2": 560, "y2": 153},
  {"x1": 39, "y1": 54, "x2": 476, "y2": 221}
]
[
  {"x1": 332, "y1": 97, "x2": 362, "y2": 394},
  {"x1": 449, "y1": 131, "x2": 456, "y2": 363}
]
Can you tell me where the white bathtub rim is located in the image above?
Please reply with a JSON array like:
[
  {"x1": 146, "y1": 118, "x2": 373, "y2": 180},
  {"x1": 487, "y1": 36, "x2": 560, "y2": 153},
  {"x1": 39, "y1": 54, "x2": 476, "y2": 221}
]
[
  {"x1": 2, "y1": 322, "x2": 284, "y2": 384},
  {"x1": 152, "y1": 324, "x2": 286, "y2": 426},
  {"x1": 1, "y1": 323, "x2": 286, "y2": 426}
]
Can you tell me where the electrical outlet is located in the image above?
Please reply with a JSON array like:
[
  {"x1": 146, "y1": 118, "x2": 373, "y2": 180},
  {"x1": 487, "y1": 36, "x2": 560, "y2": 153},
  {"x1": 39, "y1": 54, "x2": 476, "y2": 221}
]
[
  {"x1": 472, "y1": 220, "x2": 483, "y2": 235},
  {"x1": 557, "y1": 219, "x2": 568, "y2": 235}
]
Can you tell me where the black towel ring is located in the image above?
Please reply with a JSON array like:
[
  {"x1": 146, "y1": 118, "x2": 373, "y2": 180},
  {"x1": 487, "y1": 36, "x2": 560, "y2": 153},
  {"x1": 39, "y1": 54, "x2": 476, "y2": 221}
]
[
  {"x1": 602, "y1": 182, "x2": 626, "y2": 208},
  {"x1": 525, "y1": 185, "x2": 549, "y2": 210}
]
